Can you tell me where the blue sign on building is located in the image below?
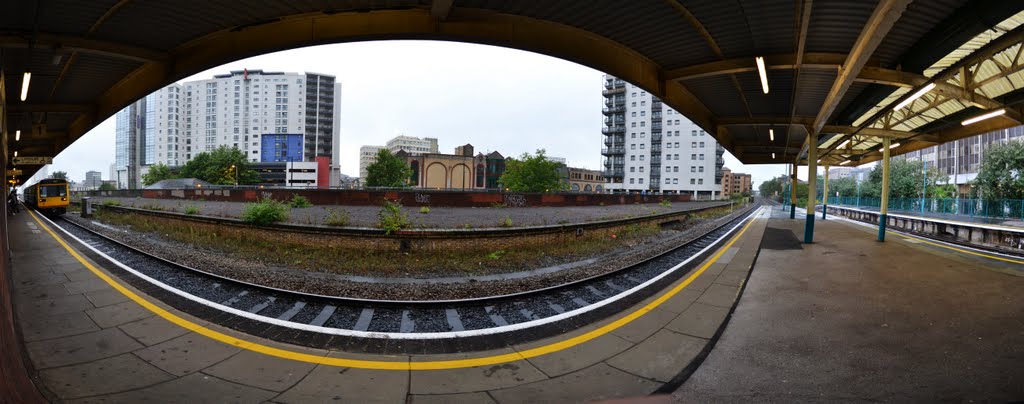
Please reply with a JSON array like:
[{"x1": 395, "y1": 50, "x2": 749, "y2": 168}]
[{"x1": 260, "y1": 134, "x2": 303, "y2": 162}]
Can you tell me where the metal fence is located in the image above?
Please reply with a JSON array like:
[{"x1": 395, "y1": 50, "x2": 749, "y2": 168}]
[{"x1": 789, "y1": 196, "x2": 1024, "y2": 220}]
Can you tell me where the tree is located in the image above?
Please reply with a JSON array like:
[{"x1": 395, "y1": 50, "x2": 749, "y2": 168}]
[
  {"x1": 758, "y1": 177, "x2": 782, "y2": 200},
  {"x1": 51, "y1": 171, "x2": 68, "y2": 180},
  {"x1": 365, "y1": 149, "x2": 412, "y2": 187},
  {"x1": 861, "y1": 159, "x2": 949, "y2": 199},
  {"x1": 178, "y1": 146, "x2": 260, "y2": 185},
  {"x1": 974, "y1": 141, "x2": 1024, "y2": 200},
  {"x1": 99, "y1": 182, "x2": 116, "y2": 191},
  {"x1": 828, "y1": 176, "x2": 858, "y2": 197},
  {"x1": 142, "y1": 163, "x2": 177, "y2": 186},
  {"x1": 499, "y1": 149, "x2": 568, "y2": 193}
]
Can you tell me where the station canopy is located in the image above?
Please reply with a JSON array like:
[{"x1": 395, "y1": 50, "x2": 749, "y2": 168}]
[{"x1": 2, "y1": 1, "x2": 1024, "y2": 180}]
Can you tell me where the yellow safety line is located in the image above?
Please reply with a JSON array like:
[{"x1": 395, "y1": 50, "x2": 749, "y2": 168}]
[
  {"x1": 898, "y1": 232, "x2": 1024, "y2": 265},
  {"x1": 28, "y1": 208, "x2": 759, "y2": 370}
]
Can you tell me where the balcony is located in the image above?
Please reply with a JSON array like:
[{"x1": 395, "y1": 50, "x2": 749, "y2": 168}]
[
  {"x1": 602, "y1": 126, "x2": 626, "y2": 135},
  {"x1": 602, "y1": 105, "x2": 625, "y2": 115},
  {"x1": 601, "y1": 146, "x2": 625, "y2": 155},
  {"x1": 651, "y1": 101, "x2": 662, "y2": 112},
  {"x1": 651, "y1": 145, "x2": 662, "y2": 153},
  {"x1": 649, "y1": 180, "x2": 660, "y2": 189},
  {"x1": 602, "y1": 86, "x2": 625, "y2": 96},
  {"x1": 651, "y1": 134, "x2": 662, "y2": 143},
  {"x1": 650, "y1": 156, "x2": 661, "y2": 165},
  {"x1": 651, "y1": 123, "x2": 663, "y2": 131},
  {"x1": 603, "y1": 169, "x2": 625, "y2": 178}
]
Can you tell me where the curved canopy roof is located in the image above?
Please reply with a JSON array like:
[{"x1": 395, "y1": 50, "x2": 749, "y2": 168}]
[{"x1": 2, "y1": 1, "x2": 1023, "y2": 180}]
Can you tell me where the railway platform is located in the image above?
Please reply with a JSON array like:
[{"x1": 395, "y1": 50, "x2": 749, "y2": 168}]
[
  {"x1": 676, "y1": 205, "x2": 1024, "y2": 402},
  {"x1": 4, "y1": 208, "x2": 770, "y2": 403}
]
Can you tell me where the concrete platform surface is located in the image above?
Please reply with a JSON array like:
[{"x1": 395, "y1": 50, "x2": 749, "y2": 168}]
[
  {"x1": 7, "y1": 208, "x2": 769, "y2": 403},
  {"x1": 675, "y1": 206, "x2": 1024, "y2": 402}
]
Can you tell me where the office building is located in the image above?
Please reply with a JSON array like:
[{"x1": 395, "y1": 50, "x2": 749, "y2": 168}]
[
  {"x1": 387, "y1": 135, "x2": 438, "y2": 155},
  {"x1": 567, "y1": 167, "x2": 604, "y2": 193},
  {"x1": 83, "y1": 171, "x2": 102, "y2": 189},
  {"x1": 601, "y1": 75, "x2": 724, "y2": 198},
  {"x1": 115, "y1": 69, "x2": 340, "y2": 189},
  {"x1": 359, "y1": 135, "x2": 439, "y2": 180},
  {"x1": 897, "y1": 125, "x2": 1023, "y2": 196}
]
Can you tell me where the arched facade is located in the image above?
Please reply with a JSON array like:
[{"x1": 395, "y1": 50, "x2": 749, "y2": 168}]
[{"x1": 425, "y1": 163, "x2": 447, "y2": 189}]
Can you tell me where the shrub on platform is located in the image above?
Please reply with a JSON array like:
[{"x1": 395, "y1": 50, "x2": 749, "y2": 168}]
[
  {"x1": 242, "y1": 199, "x2": 289, "y2": 225},
  {"x1": 289, "y1": 194, "x2": 313, "y2": 208},
  {"x1": 324, "y1": 208, "x2": 350, "y2": 227}
]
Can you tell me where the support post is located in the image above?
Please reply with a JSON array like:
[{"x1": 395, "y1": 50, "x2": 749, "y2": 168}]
[
  {"x1": 878, "y1": 137, "x2": 891, "y2": 241},
  {"x1": 822, "y1": 164, "x2": 829, "y2": 220},
  {"x1": 804, "y1": 134, "x2": 817, "y2": 243},
  {"x1": 790, "y1": 162, "x2": 797, "y2": 219}
]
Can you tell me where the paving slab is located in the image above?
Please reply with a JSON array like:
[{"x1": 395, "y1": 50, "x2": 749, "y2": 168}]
[
  {"x1": 664, "y1": 302, "x2": 730, "y2": 339},
  {"x1": 118, "y1": 316, "x2": 191, "y2": 346},
  {"x1": 521, "y1": 332, "x2": 633, "y2": 377},
  {"x1": 38, "y1": 353, "x2": 174, "y2": 399},
  {"x1": 27, "y1": 327, "x2": 144, "y2": 369},
  {"x1": 14, "y1": 294, "x2": 94, "y2": 317},
  {"x1": 488, "y1": 363, "x2": 660, "y2": 404},
  {"x1": 66, "y1": 372, "x2": 278, "y2": 403},
  {"x1": 409, "y1": 358, "x2": 548, "y2": 395},
  {"x1": 64, "y1": 268, "x2": 101, "y2": 282},
  {"x1": 694, "y1": 283, "x2": 740, "y2": 308},
  {"x1": 133, "y1": 332, "x2": 242, "y2": 376},
  {"x1": 63, "y1": 278, "x2": 111, "y2": 295},
  {"x1": 609, "y1": 307, "x2": 679, "y2": 344},
  {"x1": 713, "y1": 269, "x2": 748, "y2": 287},
  {"x1": 408, "y1": 392, "x2": 497, "y2": 404},
  {"x1": 202, "y1": 349, "x2": 317, "y2": 392},
  {"x1": 275, "y1": 365, "x2": 409, "y2": 404},
  {"x1": 84, "y1": 288, "x2": 132, "y2": 307},
  {"x1": 85, "y1": 300, "x2": 153, "y2": 328},
  {"x1": 12, "y1": 270, "x2": 67, "y2": 288},
  {"x1": 606, "y1": 329, "x2": 705, "y2": 383},
  {"x1": 14, "y1": 283, "x2": 70, "y2": 302}
]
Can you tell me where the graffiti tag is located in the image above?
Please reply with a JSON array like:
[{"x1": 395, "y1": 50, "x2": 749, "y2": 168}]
[
  {"x1": 414, "y1": 193, "x2": 431, "y2": 204},
  {"x1": 260, "y1": 191, "x2": 273, "y2": 201},
  {"x1": 503, "y1": 193, "x2": 527, "y2": 208}
]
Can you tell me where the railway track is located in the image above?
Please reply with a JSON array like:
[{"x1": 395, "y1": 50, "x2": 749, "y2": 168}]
[{"x1": 44, "y1": 203, "x2": 763, "y2": 353}]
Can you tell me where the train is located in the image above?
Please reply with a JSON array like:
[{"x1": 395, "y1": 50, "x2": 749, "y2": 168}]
[{"x1": 23, "y1": 178, "x2": 70, "y2": 215}]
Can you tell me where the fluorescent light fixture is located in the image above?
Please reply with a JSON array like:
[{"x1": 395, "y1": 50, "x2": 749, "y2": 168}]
[
  {"x1": 961, "y1": 108, "x2": 1006, "y2": 126},
  {"x1": 894, "y1": 83, "x2": 935, "y2": 110},
  {"x1": 878, "y1": 142, "x2": 901, "y2": 152},
  {"x1": 15, "y1": 130, "x2": 20, "y2": 142},
  {"x1": 772, "y1": 152, "x2": 776, "y2": 159},
  {"x1": 816, "y1": 159, "x2": 821, "y2": 163},
  {"x1": 755, "y1": 56, "x2": 769, "y2": 94},
  {"x1": 769, "y1": 129, "x2": 775, "y2": 141},
  {"x1": 840, "y1": 160, "x2": 851, "y2": 165},
  {"x1": 837, "y1": 139, "x2": 850, "y2": 150},
  {"x1": 13, "y1": 151, "x2": 18, "y2": 157},
  {"x1": 20, "y1": 71, "x2": 31, "y2": 101}
]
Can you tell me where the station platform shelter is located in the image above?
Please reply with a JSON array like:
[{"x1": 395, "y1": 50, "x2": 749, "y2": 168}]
[{"x1": 0, "y1": 203, "x2": 1020, "y2": 402}]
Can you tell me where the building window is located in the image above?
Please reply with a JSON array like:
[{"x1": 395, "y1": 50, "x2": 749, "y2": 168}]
[
  {"x1": 639, "y1": 167, "x2": 645, "y2": 172},
  {"x1": 692, "y1": 130, "x2": 697, "y2": 136},
  {"x1": 699, "y1": 142, "x2": 705, "y2": 147},
  {"x1": 630, "y1": 167, "x2": 636, "y2": 172},
  {"x1": 674, "y1": 167, "x2": 679, "y2": 172},
  {"x1": 640, "y1": 144, "x2": 645, "y2": 149},
  {"x1": 639, "y1": 155, "x2": 645, "y2": 161},
  {"x1": 639, "y1": 178, "x2": 644, "y2": 184},
  {"x1": 691, "y1": 154, "x2": 697, "y2": 160},
  {"x1": 631, "y1": 133, "x2": 636, "y2": 138},
  {"x1": 700, "y1": 154, "x2": 705, "y2": 160},
  {"x1": 698, "y1": 179, "x2": 704, "y2": 184},
  {"x1": 640, "y1": 132, "x2": 645, "y2": 138},
  {"x1": 699, "y1": 166, "x2": 704, "y2": 172},
  {"x1": 691, "y1": 179, "x2": 696, "y2": 184},
  {"x1": 692, "y1": 142, "x2": 697, "y2": 148},
  {"x1": 691, "y1": 166, "x2": 696, "y2": 172},
  {"x1": 673, "y1": 178, "x2": 679, "y2": 184},
  {"x1": 631, "y1": 144, "x2": 636, "y2": 150},
  {"x1": 630, "y1": 155, "x2": 636, "y2": 161},
  {"x1": 630, "y1": 179, "x2": 635, "y2": 184}
]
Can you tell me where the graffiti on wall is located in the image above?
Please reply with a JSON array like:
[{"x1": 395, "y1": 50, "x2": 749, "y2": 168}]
[{"x1": 503, "y1": 193, "x2": 527, "y2": 207}]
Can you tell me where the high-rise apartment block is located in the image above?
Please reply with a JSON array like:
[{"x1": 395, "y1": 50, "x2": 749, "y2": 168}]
[
  {"x1": 115, "y1": 69, "x2": 340, "y2": 189},
  {"x1": 601, "y1": 75, "x2": 724, "y2": 198},
  {"x1": 83, "y1": 171, "x2": 102, "y2": 189}
]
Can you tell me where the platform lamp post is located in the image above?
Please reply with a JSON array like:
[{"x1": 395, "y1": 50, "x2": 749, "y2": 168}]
[
  {"x1": 230, "y1": 164, "x2": 238, "y2": 187},
  {"x1": 790, "y1": 162, "x2": 797, "y2": 219},
  {"x1": 822, "y1": 164, "x2": 829, "y2": 220},
  {"x1": 921, "y1": 159, "x2": 927, "y2": 215}
]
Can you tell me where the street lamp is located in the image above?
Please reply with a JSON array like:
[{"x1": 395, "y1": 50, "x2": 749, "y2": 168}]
[{"x1": 230, "y1": 164, "x2": 238, "y2": 186}]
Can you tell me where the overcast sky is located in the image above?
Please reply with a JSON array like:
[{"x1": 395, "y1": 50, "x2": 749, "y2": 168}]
[{"x1": 51, "y1": 40, "x2": 805, "y2": 188}]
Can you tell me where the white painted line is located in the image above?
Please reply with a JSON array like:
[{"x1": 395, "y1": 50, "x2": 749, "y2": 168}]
[{"x1": 40, "y1": 207, "x2": 764, "y2": 340}]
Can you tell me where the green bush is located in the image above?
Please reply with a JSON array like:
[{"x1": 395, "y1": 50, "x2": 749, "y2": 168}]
[
  {"x1": 324, "y1": 208, "x2": 350, "y2": 227},
  {"x1": 419, "y1": 206, "x2": 430, "y2": 214},
  {"x1": 376, "y1": 199, "x2": 409, "y2": 235},
  {"x1": 102, "y1": 200, "x2": 121, "y2": 206},
  {"x1": 501, "y1": 216, "x2": 513, "y2": 228},
  {"x1": 658, "y1": 199, "x2": 671, "y2": 207},
  {"x1": 289, "y1": 194, "x2": 313, "y2": 208},
  {"x1": 242, "y1": 199, "x2": 289, "y2": 225},
  {"x1": 184, "y1": 205, "x2": 199, "y2": 215}
]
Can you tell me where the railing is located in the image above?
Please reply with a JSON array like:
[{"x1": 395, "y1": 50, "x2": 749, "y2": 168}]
[
  {"x1": 651, "y1": 123, "x2": 662, "y2": 131},
  {"x1": 601, "y1": 146, "x2": 625, "y2": 155},
  {"x1": 651, "y1": 134, "x2": 662, "y2": 143},
  {"x1": 650, "y1": 156, "x2": 661, "y2": 164},
  {"x1": 602, "y1": 87, "x2": 625, "y2": 96},
  {"x1": 602, "y1": 126, "x2": 626, "y2": 134},
  {"x1": 651, "y1": 145, "x2": 662, "y2": 153},
  {"x1": 602, "y1": 106, "x2": 625, "y2": 115},
  {"x1": 603, "y1": 169, "x2": 625, "y2": 177},
  {"x1": 651, "y1": 102, "x2": 662, "y2": 112},
  {"x1": 824, "y1": 197, "x2": 1024, "y2": 220},
  {"x1": 649, "y1": 181, "x2": 660, "y2": 189}
]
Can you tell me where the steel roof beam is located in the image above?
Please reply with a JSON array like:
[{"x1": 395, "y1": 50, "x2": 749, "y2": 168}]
[
  {"x1": 6, "y1": 104, "x2": 94, "y2": 114},
  {"x1": 431, "y1": 0, "x2": 455, "y2": 22},
  {"x1": 811, "y1": 0, "x2": 911, "y2": 137},
  {"x1": 664, "y1": 52, "x2": 845, "y2": 81},
  {"x1": 0, "y1": 33, "x2": 165, "y2": 63}
]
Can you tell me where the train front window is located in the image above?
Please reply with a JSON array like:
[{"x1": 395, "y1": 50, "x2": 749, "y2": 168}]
[{"x1": 41, "y1": 185, "x2": 66, "y2": 198}]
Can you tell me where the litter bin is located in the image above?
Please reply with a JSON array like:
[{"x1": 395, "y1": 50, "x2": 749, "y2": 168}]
[{"x1": 82, "y1": 197, "x2": 93, "y2": 218}]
